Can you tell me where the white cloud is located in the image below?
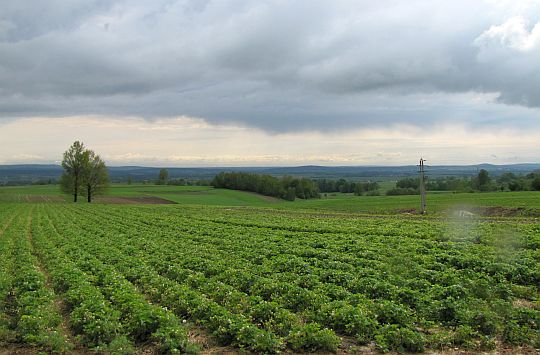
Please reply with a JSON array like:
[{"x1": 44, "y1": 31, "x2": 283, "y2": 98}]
[
  {"x1": 0, "y1": 116, "x2": 538, "y2": 166},
  {"x1": 475, "y1": 16, "x2": 540, "y2": 51}
]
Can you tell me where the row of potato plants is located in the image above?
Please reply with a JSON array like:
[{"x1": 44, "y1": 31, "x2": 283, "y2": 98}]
[
  {"x1": 0, "y1": 207, "x2": 71, "y2": 352},
  {"x1": 60, "y1": 205, "x2": 538, "y2": 352},
  {"x1": 72, "y1": 207, "x2": 407, "y2": 347},
  {"x1": 48, "y1": 205, "x2": 339, "y2": 353},
  {"x1": 74, "y1": 204, "x2": 539, "y2": 351},
  {"x1": 0, "y1": 207, "x2": 17, "y2": 345},
  {"x1": 33, "y1": 206, "x2": 198, "y2": 354}
]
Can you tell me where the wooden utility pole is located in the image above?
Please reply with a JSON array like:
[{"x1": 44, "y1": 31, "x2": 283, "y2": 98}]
[{"x1": 419, "y1": 158, "x2": 427, "y2": 214}]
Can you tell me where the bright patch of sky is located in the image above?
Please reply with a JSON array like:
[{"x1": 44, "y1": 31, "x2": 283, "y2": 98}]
[{"x1": 1, "y1": 1, "x2": 539, "y2": 165}]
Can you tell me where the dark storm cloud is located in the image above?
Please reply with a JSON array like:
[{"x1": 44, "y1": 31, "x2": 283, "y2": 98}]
[{"x1": 0, "y1": 0, "x2": 539, "y2": 132}]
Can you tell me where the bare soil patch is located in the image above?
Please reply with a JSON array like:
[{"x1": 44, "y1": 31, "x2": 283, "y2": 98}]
[
  {"x1": 471, "y1": 206, "x2": 526, "y2": 217},
  {"x1": 513, "y1": 298, "x2": 538, "y2": 309},
  {"x1": 189, "y1": 326, "x2": 240, "y2": 355},
  {"x1": 95, "y1": 196, "x2": 177, "y2": 204},
  {"x1": 396, "y1": 208, "x2": 418, "y2": 215}
]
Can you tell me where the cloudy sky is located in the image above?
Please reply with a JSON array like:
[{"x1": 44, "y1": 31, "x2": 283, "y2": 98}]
[{"x1": 1, "y1": 0, "x2": 539, "y2": 166}]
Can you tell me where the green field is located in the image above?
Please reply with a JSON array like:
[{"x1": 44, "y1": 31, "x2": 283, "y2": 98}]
[
  {"x1": 2, "y1": 184, "x2": 540, "y2": 216},
  {"x1": 0, "y1": 185, "x2": 539, "y2": 353}
]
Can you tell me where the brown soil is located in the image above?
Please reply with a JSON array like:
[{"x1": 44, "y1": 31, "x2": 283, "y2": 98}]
[
  {"x1": 2, "y1": 343, "x2": 538, "y2": 355},
  {"x1": 471, "y1": 206, "x2": 527, "y2": 217},
  {"x1": 513, "y1": 299, "x2": 538, "y2": 309},
  {"x1": 189, "y1": 326, "x2": 240, "y2": 355},
  {"x1": 94, "y1": 196, "x2": 177, "y2": 204}
]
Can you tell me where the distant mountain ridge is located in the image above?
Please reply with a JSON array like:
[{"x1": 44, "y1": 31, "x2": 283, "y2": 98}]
[{"x1": 1, "y1": 163, "x2": 539, "y2": 183}]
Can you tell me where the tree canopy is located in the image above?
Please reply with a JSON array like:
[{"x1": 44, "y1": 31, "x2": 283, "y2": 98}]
[
  {"x1": 60, "y1": 141, "x2": 86, "y2": 202},
  {"x1": 211, "y1": 172, "x2": 319, "y2": 200},
  {"x1": 157, "y1": 168, "x2": 169, "y2": 185},
  {"x1": 61, "y1": 141, "x2": 109, "y2": 202},
  {"x1": 80, "y1": 150, "x2": 109, "y2": 202}
]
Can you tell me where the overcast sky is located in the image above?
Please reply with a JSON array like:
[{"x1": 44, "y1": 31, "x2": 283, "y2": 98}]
[{"x1": 1, "y1": 0, "x2": 539, "y2": 166}]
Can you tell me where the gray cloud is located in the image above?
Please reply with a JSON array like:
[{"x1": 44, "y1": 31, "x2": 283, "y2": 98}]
[{"x1": 0, "y1": 0, "x2": 539, "y2": 132}]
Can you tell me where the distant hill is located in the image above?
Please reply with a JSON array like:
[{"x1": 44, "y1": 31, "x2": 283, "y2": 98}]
[{"x1": 1, "y1": 163, "x2": 539, "y2": 184}]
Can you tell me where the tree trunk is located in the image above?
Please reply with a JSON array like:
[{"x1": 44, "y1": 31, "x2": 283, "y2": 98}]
[
  {"x1": 74, "y1": 175, "x2": 78, "y2": 202},
  {"x1": 87, "y1": 185, "x2": 91, "y2": 203}
]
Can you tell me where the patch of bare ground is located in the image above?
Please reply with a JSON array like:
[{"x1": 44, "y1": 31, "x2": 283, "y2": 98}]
[
  {"x1": 2, "y1": 343, "x2": 538, "y2": 354},
  {"x1": 396, "y1": 208, "x2": 418, "y2": 215},
  {"x1": 188, "y1": 326, "x2": 241, "y2": 355},
  {"x1": 465, "y1": 206, "x2": 540, "y2": 217},
  {"x1": 513, "y1": 299, "x2": 538, "y2": 309},
  {"x1": 95, "y1": 196, "x2": 177, "y2": 204},
  {"x1": 426, "y1": 345, "x2": 540, "y2": 354}
]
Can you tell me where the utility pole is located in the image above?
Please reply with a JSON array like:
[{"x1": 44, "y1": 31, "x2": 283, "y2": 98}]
[{"x1": 419, "y1": 158, "x2": 427, "y2": 214}]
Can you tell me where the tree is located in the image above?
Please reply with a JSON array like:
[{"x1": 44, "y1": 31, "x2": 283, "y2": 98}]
[
  {"x1": 532, "y1": 177, "x2": 540, "y2": 191},
  {"x1": 127, "y1": 176, "x2": 133, "y2": 185},
  {"x1": 476, "y1": 169, "x2": 491, "y2": 191},
  {"x1": 157, "y1": 168, "x2": 169, "y2": 185},
  {"x1": 80, "y1": 150, "x2": 109, "y2": 203},
  {"x1": 61, "y1": 141, "x2": 86, "y2": 202}
]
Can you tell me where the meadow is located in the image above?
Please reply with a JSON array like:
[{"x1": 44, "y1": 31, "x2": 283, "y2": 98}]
[
  {"x1": 2, "y1": 183, "x2": 540, "y2": 215},
  {"x1": 0, "y1": 185, "x2": 539, "y2": 354}
]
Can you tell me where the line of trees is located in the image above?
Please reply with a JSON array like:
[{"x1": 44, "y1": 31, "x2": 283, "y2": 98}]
[
  {"x1": 211, "y1": 172, "x2": 319, "y2": 201},
  {"x1": 60, "y1": 141, "x2": 109, "y2": 202},
  {"x1": 153, "y1": 168, "x2": 210, "y2": 186},
  {"x1": 387, "y1": 169, "x2": 540, "y2": 195},
  {"x1": 316, "y1": 178, "x2": 379, "y2": 196}
]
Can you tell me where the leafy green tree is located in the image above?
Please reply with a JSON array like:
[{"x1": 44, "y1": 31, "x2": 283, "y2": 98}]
[
  {"x1": 80, "y1": 150, "x2": 109, "y2": 203},
  {"x1": 61, "y1": 141, "x2": 86, "y2": 202},
  {"x1": 475, "y1": 169, "x2": 492, "y2": 191},
  {"x1": 532, "y1": 177, "x2": 540, "y2": 191},
  {"x1": 284, "y1": 187, "x2": 296, "y2": 201},
  {"x1": 354, "y1": 183, "x2": 364, "y2": 196},
  {"x1": 157, "y1": 169, "x2": 169, "y2": 185}
]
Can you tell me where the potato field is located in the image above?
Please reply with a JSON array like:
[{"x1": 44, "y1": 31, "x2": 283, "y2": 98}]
[{"x1": 0, "y1": 203, "x2": 539, "y2": 353}]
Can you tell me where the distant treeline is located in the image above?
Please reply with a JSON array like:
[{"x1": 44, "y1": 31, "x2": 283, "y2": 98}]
[
  {"x1": 211, "y1": 172, "x2": 319, "y2": 201},
  {"x1": 164, "y1": 178, "x2": 211, "y2": 186},
  {"x1": 316, "y1": 179, "x2": 379, "y2": 196},
  {"x1": 210, "y1": 172, "x2": 384, "y2": 200},
  {"x1": 387, "y1": 169, "x2": 540, "y2": 195},
  {"x1": 0, "y1": 178, "x2": 57, "y2": 186}
]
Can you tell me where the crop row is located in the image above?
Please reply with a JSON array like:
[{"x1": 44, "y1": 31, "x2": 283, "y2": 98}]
[
  {"x1": 0, "y1": 207, "x2": 70, "y2": 351},
  {"x1": 31, "y1": 206, "x2": 198, "y2": 353},
  {"x1": 61, "y1": 204, "x2": 539, "y2": 351},
  {"x1": 1, "y1": 202, "x2": 538, "y2": 353},
  {"x1": 46, "y1": 205, "x2": 339, "y2": 352}
]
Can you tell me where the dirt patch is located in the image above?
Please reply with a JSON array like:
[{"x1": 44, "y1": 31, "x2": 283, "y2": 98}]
[
  {"x1": 396, "y1": 208, "x2": 418, "y2": 215},
  {"x1": 513, "y1": 298, "x2": 538, "y2": 309},
  {"x1": 95, "y1": 196, "x2": 177, "y2": 204},
  {"x1": 189, "y1": 326, "x2": 240, "y2": 355},
  {"x1": 471, "y1": 206, "x2": 526, "y2": 217},
  {"x1": 0, "y1": 347, "x2": 45, "y2": 355}
]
